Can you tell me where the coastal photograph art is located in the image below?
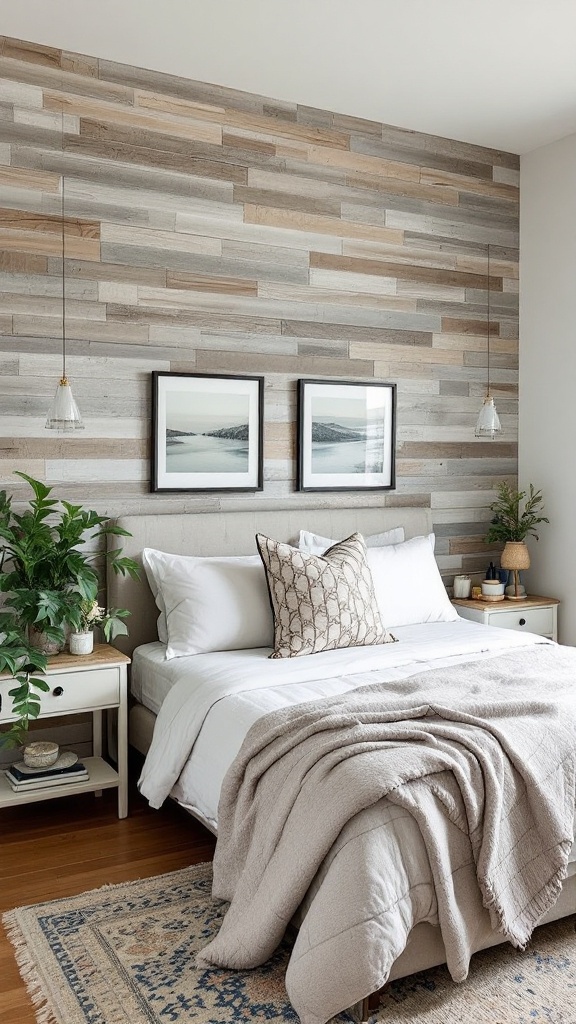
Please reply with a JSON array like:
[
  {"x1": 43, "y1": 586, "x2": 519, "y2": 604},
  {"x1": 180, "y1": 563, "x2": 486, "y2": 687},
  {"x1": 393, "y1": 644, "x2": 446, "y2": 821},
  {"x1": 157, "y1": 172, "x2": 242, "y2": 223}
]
[
  {"x1": 151, "y1": 372, "x2": 264, "y2": 492},
  {"x1": 297, "y1": 379, "x2": 396, "y2": 492}
]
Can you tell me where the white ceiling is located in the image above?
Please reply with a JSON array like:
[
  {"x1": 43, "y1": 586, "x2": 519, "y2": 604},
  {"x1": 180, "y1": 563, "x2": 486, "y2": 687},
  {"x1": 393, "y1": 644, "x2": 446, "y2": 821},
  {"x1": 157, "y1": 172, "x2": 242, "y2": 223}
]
[{"x1": 2, "y1": 0, "x2": 576, "y2": 154}]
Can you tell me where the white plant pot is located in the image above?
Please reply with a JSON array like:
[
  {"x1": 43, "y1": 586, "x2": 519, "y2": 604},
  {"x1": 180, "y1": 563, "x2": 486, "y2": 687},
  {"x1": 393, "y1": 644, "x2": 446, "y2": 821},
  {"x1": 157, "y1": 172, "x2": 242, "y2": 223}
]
[{"x1": 69, "y1": 631, "x2": 94, "y2": 656}]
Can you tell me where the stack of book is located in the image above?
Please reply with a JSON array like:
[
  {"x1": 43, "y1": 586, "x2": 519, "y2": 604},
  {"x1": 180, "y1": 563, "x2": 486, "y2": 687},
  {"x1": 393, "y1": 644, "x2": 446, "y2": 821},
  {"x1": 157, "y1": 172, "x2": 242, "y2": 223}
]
[{"x1": 4, "y1": 760, "x2": 89, "y2": 793}]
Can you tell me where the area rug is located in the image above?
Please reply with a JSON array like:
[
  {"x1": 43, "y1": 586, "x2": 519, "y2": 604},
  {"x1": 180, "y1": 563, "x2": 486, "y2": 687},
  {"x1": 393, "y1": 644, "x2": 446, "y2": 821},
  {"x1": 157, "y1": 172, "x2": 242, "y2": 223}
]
[{"x1": 3, "y1": 861, "x2": 576, "y2": 1024}]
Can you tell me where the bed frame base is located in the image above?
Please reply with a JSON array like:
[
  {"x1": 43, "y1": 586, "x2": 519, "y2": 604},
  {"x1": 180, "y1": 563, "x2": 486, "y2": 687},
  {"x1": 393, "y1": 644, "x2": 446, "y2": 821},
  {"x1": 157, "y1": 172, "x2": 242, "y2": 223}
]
[{"x1": 359, "y1": 987, "x2": 388, "y2": 1022}]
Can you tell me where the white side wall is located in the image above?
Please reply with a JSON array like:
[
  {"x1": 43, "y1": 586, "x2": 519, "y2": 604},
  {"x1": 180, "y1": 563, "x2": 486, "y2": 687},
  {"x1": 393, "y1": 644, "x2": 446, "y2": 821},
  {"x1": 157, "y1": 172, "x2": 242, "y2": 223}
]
[{"x1": 520, "y1": 132, "x2": 576, "y2": 644}]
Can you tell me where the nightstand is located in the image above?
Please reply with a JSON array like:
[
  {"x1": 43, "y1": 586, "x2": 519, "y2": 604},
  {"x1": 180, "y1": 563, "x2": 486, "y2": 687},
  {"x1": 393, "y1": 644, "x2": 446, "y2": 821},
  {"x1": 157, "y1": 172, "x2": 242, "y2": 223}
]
[
  {"x1": 0, "y1": 644, "x2": 130, "y2": 818},
  {"x1": 452, "y1": 594, "x2": 559, "y2": 642}
]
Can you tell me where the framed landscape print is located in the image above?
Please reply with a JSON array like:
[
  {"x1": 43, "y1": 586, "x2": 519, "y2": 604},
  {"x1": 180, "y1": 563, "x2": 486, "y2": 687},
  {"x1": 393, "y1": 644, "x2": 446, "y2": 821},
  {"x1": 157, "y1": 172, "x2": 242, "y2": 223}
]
[
  {"x1": 151, "y1": 372, "x2": 264, "y2": 492},
  {"x1": 297, "y1": 379, "x2": 396, "y2": 492}
]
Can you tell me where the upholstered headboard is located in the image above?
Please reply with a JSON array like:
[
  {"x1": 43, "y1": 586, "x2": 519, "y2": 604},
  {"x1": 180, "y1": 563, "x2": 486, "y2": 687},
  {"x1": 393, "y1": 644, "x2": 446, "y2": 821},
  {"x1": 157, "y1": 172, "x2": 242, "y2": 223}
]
[{"x1": 107, "y1": 506, "x2": 433, "y2": 656}]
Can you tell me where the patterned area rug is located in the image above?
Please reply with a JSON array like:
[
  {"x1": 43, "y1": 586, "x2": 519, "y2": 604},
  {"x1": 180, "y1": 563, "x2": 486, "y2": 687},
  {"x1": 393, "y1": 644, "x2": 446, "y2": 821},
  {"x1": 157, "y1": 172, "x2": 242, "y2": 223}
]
[{"x1": 3, "y1": 861, "x2": 576, "y2": 1024}]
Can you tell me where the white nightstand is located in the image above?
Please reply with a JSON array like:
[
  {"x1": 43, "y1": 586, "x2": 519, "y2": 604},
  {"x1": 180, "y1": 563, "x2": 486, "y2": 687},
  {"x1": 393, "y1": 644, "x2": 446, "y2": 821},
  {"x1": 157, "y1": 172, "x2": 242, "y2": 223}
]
[
  {"x1": 0, "y1": 644, "x2": 130, "y2": 818},
  {"x1": 452, "y1": 594, "x2": 559, "y2": 642}
]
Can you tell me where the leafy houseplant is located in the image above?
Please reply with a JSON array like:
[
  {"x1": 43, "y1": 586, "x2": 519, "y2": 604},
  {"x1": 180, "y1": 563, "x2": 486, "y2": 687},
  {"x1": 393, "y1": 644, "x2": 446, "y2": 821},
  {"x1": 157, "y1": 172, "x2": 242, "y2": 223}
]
[
  {"x1": 68, "y1": 599, "x2": 130, "y2": 655},
  {"x1": 75, "y1": 599, "x2": 130, "y2": 642},
  {"x1": 485, "y1": 482, "x2": 549, "y2": 600},
  {"x1": 485, "y1": 482, "x2": 549, "y2": 544},
  {"x1": 0, "y1": 473, "x2": 139, "y2": 746}
]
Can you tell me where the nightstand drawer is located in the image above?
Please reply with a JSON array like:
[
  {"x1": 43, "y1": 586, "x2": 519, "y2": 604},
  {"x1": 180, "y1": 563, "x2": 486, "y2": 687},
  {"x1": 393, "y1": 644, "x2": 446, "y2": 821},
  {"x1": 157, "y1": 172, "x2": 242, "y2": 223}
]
[
  {"x1": 0, "y1": 667, "x2": 120, "y2": 722},
  {"x1": 490, "y1": 606, "x2": 555, "y2": 636}
]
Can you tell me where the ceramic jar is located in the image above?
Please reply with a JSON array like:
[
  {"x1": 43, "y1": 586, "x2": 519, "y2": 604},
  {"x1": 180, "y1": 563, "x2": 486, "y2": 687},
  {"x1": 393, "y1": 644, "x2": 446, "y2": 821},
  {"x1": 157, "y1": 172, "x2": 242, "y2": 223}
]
[
  {"x1": 69, "y1": 631, "x2": 94, "y2": 656},
  {"x1": 481, "y1": 579, "x2": 505, "y2": 597},
  {"x1": 28, "y1": 626, "x2": 65, "y2": 656}
]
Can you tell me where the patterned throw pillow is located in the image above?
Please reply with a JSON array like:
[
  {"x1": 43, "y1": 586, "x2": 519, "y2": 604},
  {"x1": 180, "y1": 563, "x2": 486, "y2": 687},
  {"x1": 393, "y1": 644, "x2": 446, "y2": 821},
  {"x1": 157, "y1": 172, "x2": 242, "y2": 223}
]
[{"x1": 256, "y1": 532, "x2": 397, "y2": 659}]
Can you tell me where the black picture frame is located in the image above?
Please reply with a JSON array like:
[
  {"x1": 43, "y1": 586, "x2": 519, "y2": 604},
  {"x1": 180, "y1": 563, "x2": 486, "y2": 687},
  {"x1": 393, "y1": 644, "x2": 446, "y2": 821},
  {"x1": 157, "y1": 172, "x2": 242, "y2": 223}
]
[
  {"x1": 151, "y1": 371, "x2": 264, "y2": 493},
  {"x1": 297, "y1": 379, "x2": 396, "y2": 492}
]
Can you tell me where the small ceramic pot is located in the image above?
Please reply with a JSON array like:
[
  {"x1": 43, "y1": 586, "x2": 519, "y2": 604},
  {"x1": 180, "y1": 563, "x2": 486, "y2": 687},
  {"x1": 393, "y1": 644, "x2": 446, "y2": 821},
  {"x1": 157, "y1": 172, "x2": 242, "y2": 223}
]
[
  {"x1": 481, "y1": 579, "x2": 505, "y2": 597},
  {"x1": 28, "y1": 626, "x2": 65, "y2": 656},
  {"x1": 23, "y1": 740, "x2": 59, "y2": 768},
  {"x1": 69, "y1": 631, "x2": 94, "y2": 656}
]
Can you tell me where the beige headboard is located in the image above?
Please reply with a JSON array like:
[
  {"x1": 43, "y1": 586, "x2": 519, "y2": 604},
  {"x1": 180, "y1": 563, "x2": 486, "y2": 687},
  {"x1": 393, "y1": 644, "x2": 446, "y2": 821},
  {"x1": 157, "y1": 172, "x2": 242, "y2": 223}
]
[{"x1": 107, "y1": 506, "x2": 433, "y2": 656}]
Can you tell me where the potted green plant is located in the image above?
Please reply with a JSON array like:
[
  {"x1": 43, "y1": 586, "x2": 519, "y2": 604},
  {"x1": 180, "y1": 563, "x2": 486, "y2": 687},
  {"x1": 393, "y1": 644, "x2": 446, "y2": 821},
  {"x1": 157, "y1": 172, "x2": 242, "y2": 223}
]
[
  {"x1": 0, "y1": 472, "x2": 139, "y2": 746},
  {"x1": 68, "y1": 599, "x2": 130, "y2": 656},
  {"x1": 485, "y1": 482, "x2": 549, "y2": 598}
]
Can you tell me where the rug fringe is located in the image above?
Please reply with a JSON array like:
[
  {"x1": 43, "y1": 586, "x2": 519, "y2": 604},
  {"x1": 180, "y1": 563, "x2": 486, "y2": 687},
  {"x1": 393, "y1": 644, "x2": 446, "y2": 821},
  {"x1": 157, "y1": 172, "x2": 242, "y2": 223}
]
[{"x1": 2, "y1": 909, "x2": 59, "y2": 1024}]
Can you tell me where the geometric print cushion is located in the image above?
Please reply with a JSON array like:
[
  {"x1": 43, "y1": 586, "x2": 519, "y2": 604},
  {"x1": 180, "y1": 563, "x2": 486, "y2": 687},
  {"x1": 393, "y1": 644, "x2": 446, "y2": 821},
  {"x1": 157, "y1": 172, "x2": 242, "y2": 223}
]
[{"x1": 255, "y1": 531, "x2": 397, "y2": 659}]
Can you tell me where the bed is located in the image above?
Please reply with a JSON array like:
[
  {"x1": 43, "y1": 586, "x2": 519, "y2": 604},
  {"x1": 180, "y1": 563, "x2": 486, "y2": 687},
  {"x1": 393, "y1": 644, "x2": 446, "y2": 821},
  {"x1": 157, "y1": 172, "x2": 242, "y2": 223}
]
[{"x1": 107, "y1": 507, "x2": 576, "y2": 1024}]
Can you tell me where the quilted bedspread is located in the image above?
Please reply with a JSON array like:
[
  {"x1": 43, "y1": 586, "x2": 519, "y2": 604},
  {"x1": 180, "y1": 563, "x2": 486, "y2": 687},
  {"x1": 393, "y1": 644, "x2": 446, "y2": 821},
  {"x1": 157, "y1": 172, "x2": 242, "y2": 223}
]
[{"x1": 197, "y1": 644, "x2": 576, "y2": 1024}]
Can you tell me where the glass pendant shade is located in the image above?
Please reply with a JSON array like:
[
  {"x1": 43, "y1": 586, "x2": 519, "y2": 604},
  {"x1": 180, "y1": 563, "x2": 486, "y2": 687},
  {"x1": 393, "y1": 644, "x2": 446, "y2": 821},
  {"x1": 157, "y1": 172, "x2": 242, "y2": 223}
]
[
  {"x1": 475, "y1": 394, "x2": 501, "y2": 439},
  {"x1": 46, "y1": 377, "x2": 84, "y2": 431},
  {"x1": 475, "y1": 244, "x2": 501, "y2": 439},
  {"x1": 45, "y1": 140, "x2": 83, "y2": 431}
]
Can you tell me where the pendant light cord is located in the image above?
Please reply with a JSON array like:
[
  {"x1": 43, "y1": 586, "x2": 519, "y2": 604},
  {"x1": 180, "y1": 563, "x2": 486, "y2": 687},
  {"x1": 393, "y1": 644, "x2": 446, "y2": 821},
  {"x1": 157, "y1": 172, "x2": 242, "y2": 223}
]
[
  {"x1": 486, "y1": 244, "x2": 490, "y2": 396},
  {"x1": 61, "y1": 110, "x2": 67, "y2": 383},
  {"x1": 59, "y1": 108, "x2": 66, "y2": 385}
]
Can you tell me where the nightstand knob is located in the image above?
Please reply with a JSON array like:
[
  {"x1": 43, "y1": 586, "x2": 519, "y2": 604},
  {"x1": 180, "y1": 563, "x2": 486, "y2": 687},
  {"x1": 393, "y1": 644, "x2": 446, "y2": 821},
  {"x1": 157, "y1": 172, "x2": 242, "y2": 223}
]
[
  {"x1": 519, "y1": 618, "x2": 526, "y2": 627},
  {"x1": 52, "y1": 685, "x2": 64, "y2": 697}
]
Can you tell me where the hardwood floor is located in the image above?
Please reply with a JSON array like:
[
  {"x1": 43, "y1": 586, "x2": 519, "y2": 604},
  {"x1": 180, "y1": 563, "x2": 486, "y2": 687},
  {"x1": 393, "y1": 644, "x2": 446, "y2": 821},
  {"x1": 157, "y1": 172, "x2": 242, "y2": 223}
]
[{"x1": 0, "y1": 759, "x2": 216, "y2": 1024}]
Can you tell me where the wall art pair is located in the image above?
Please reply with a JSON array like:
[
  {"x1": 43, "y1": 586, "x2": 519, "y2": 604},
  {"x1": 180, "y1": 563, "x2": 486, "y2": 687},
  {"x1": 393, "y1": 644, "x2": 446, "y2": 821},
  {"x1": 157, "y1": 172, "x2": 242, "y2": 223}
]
[{"x1": 151, "y1": 371, "x2": 396, "y2": 494}]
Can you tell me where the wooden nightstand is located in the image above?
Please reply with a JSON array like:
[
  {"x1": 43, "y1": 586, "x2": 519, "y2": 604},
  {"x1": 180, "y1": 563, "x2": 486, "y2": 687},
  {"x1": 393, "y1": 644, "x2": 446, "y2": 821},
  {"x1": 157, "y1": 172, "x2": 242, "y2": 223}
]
[
  {"x1": 452, "y1": 594, "x2": 559, "y2": 642},
  {"x1": 0, "y1": 644, "x2": 130, "y2": 818}
]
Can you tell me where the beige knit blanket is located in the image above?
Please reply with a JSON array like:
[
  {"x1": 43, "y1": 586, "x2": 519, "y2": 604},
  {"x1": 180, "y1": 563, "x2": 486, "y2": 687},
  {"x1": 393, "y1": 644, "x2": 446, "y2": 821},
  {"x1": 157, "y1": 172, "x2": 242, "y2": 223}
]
[{"x1": 198, "y1": 645, "x2": 576, "y2": 1024}]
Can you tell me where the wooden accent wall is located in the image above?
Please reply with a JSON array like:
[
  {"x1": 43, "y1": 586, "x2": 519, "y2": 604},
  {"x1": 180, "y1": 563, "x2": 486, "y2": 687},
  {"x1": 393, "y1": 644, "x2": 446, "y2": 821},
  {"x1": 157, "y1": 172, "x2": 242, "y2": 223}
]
[{"x1": 0, "y1": 36, "x2": 519, "y2": 581}]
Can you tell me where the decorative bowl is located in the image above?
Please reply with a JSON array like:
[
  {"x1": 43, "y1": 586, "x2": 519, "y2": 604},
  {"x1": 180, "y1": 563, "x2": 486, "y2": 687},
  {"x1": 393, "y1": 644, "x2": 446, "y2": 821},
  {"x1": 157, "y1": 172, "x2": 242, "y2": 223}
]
[
  {"x1": 481, "y1": 579, "x2": 505, "y2": 597},
  {"x1": 23, "y1": 740, "x2": 59, "y2": 768}
]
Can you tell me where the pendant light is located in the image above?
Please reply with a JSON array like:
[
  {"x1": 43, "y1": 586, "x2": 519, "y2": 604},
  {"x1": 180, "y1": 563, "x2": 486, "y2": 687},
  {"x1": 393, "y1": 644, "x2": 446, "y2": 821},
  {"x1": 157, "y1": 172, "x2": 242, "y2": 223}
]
[
  {"x1": 475, "y1": 244, "x2": 501, "y2": 439},
  {"x1": 46, "y1": 115, "x2": 83, "y2": 432}
]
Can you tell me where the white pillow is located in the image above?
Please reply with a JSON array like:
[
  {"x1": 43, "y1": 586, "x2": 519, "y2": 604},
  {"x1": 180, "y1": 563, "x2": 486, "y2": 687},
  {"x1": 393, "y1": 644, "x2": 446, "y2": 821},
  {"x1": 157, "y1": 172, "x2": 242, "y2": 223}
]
[
  {"x1": 298, "y1": 526, "x2": 405, "y2": 556},
  {"x1": 142, "y1": 551, "x2": 169, "y2": 643},
  {"x1": 366, "y1": 533, "x2": 457, "y2": 628},
  {"x1": 142, "y1": 548, "x2": 274, "y2": 658}
]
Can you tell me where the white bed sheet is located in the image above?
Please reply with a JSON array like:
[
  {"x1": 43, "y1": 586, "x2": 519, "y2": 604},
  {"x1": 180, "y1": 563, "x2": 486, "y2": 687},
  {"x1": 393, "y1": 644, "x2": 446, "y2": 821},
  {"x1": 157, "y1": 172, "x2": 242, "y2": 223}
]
[{"x1": 133, "y1": 619, "x2": 552, "y2": 827}]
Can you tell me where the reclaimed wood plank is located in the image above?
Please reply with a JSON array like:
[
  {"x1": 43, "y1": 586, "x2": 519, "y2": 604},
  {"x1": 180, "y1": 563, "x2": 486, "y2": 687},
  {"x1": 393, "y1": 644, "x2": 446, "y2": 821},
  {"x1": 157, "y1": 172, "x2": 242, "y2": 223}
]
[
  {"x1": 244, "y1": 203, "x2": 403, "y2": 245},
  {"x1": 166, "y1": 270, "x2": 258, "y2": 296},
  {"x1": 0, "y1": 228, "x2": 100, "y2": 261},
  {"x1": 234, "y1": 185, "x2": 341, "y2": 218},
  {"x1": 385, "y1": 209, "x2": 519, "y2": 247},
  {"x1": 0, "y1": 436, "x2": 147, "y2": 458},
  {"x1": 51, "y1": 258, "x2": 167, "y2": 288},
  {"x1": 99, "y1": 223, "x2": 221, "y2": 257},
  {"x1": 13, "y1": 316, "x2": 150, "y2": 344},
  {"x1": 0, "y1": 251, "x2": 47, "y2": 273},
  {"x1": 310, "y1": 251, "x2": 502, "y2": 290},
  {"x1": 281, "y1": 320, "x2": 432, "y2": 346},
  {"x1": 260, "y1": 281, "x2": 416, "y2": 314},
  {"x1": 0, "y1": 206, "x2": 100, "y2": 238},
  {"x1": 192, "y1": 350, "x2": 374, "y2": 377},
  {"x1": 442, "y1": 317, "x2": 500, "y2": 336},
  {"x1": 0, "y1": 164, "x2": 60, "y2": 192}
]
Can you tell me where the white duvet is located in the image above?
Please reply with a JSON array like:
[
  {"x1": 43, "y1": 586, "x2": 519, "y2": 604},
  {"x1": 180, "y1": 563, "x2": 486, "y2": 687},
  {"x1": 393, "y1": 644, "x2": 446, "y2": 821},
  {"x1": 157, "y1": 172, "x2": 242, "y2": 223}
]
[{"x1": 136, "y1": 619, "x2": 556, "y2": 820}]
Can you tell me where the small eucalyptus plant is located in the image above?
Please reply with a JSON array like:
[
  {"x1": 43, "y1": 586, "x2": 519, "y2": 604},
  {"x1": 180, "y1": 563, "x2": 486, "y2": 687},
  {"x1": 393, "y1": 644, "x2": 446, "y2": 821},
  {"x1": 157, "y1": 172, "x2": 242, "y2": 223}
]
[
  {"x1": 0, "y1": 472, "x2": 139, "y2": 746},
  {"x1": 485, "y1": 482, "x2": 549, "y2": 545}
]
